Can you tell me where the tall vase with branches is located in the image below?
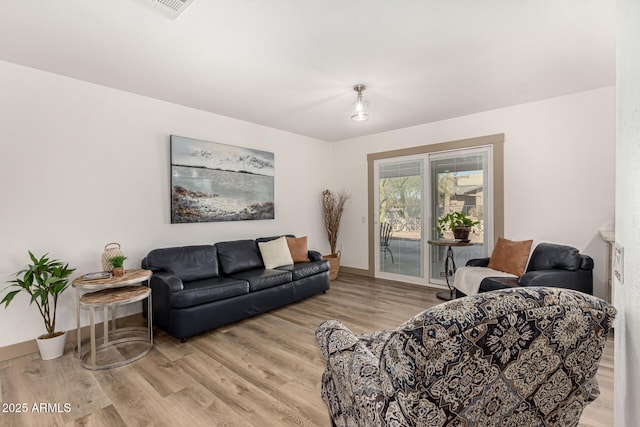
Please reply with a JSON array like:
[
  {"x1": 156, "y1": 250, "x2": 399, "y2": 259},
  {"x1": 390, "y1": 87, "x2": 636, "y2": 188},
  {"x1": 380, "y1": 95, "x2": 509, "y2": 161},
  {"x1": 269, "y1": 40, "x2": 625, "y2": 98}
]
[{"x1": 321, "y1": 189, "x2": 350, "y2": 279}]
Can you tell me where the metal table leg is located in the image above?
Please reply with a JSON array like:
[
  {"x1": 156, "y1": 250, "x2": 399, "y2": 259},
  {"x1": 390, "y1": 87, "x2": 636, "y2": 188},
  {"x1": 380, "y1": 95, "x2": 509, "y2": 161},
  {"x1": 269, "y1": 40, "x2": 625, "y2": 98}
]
[
  {"x1": 75, "y1": 287, "x2": 81, "y2": 357},
  {"x1": 436, "y1": 245, "x2": 457, "y2": 301}
]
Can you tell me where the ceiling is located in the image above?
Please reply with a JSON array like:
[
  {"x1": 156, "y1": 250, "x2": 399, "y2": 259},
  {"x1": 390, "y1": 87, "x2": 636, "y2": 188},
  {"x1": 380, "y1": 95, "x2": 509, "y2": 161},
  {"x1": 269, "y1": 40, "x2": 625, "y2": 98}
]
[{"x1": 0, "y1": 0, "x2": 615, "y2": 142}]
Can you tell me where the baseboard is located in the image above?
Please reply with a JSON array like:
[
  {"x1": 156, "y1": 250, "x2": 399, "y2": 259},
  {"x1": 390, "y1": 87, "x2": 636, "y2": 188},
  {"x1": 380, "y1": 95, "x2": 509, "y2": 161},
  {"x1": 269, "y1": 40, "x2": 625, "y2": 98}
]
[
  {"x1": 339, "y1": 266, "x2": 371, "y2": 277},
  {"x1": 0, "y1": 340, "x2": 39, "y2": 362},
  {"x1": 0, "y1": 313, "x2": 143, "y2": 363}
]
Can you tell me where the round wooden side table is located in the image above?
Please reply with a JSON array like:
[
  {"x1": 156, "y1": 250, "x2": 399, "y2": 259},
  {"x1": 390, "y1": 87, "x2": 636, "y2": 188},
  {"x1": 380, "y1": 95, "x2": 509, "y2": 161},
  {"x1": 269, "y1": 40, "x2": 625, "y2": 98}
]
[{"x1": 72, "y1": 269, "x2": 153, "y2": 370}]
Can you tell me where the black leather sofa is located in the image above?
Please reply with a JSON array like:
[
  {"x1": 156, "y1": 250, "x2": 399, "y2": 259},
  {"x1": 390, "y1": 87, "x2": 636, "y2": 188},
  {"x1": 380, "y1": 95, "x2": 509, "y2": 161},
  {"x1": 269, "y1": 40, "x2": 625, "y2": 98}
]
[
  {"x1": 141, "y1": 236, "x2": 330, "y2": 340},
  {"x1": 457, "y1": 242, "x2": 593, "y2": 297}
]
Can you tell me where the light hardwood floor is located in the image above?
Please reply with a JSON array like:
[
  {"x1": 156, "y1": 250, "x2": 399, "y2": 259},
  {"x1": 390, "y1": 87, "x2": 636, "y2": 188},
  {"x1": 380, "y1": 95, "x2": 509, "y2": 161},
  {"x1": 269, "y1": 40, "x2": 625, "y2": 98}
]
[{"x1": 0, "y1": 273, "x2": 613, "y2": 426}]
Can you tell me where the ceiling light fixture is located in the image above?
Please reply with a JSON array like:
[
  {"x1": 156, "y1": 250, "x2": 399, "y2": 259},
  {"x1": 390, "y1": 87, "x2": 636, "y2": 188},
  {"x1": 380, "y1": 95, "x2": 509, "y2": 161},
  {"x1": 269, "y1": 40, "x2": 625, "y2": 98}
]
[{"x1": 351, "y1": 84, "x2": 370, "y2": 121}]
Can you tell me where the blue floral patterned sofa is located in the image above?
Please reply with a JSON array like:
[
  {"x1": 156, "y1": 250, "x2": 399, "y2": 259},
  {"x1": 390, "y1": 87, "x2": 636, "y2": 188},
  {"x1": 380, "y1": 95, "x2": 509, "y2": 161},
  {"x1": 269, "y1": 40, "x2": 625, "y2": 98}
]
[{"x1": 315, "y1": 287, "x2": 615, "y2": 427}]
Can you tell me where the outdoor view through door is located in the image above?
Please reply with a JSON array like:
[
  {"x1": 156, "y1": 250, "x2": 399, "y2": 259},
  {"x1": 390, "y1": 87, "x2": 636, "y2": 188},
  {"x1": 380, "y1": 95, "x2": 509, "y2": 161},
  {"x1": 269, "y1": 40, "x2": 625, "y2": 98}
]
[
  {"x1": 430, "y1": 149, "x2": 490, "y2": 284},
  {"x1": 375, "y1": 147, "x2": 491, "y2": 286},
  {"x1": 378, "y1": 160, "x2": 423, "y2": 279}
]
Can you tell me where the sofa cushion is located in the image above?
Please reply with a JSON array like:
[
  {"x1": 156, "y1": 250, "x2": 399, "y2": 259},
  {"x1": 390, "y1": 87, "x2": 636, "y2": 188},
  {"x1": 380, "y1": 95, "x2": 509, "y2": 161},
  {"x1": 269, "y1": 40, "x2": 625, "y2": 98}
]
[
  {"x1": 258, "y1": 236, "x2": 294, "y2": 269},
  {"x1": 145, "y1": 245, "x2": 219, "y2": 281},
  {"x1": 230, "y1": 269, "x2": 293, "y2": 292},
  {"x1": 171, "y1": 277, "x2": 249, "y2": 309},
  {"x1": 286, "y1": 236, "x2": 310, "y2": 263},
  {"x1": 487, "y1": 237, "x2": 533, "y2": 277},
  {"x1": 277, "y1": 260, "x2": 329, "y2": 280},
  {"x1": 216, "y1": 240, "x2": 264, "y2": 275},
  {"x1": 527, "y1": 242, "x2": 581, "y2": 271}
]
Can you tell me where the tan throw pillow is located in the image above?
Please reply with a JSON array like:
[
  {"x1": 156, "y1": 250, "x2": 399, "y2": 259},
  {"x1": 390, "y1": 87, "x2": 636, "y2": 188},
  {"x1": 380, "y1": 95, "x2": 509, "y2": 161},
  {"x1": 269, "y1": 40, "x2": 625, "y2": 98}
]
[
  {"x1": 286, "y1": 236, "x2": 310, "y2": 263},
  {"x1": 258, "y1": 236, "x2": 294, "y2": 269},
  {"x1": 488, "y1": 237, "x2": 533, "y2": 277}
]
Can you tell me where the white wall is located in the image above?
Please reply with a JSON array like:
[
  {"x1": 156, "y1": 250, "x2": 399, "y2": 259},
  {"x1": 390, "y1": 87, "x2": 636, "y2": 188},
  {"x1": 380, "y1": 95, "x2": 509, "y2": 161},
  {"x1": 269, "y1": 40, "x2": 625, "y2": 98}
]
[
  {"x1": 333, "y1": 87, "x2": 616, "y2": 300},
  {"x1": 0, "y1": 60, "x2": 333, "y2": 347},
  {"x1": 615, "y1": 0, "x2": 640, "y2": 424},
  {"x1": 0, "y1": 59, "x2": 617, "y2": 350}
]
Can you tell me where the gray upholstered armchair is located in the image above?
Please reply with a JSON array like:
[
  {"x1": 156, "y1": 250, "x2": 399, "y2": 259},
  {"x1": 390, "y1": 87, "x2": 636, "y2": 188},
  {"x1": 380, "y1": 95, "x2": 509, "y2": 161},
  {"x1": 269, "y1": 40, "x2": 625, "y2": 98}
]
[{"x1": 315, "y1": 287, "x2": 615, "y2": 427}]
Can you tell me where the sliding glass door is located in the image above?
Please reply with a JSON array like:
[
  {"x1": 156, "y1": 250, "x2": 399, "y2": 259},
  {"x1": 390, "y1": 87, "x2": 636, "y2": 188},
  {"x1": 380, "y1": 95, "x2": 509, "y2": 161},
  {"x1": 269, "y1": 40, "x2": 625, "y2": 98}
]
[
  {"x1": 374, "y1": 146, "x2": 492, "y2": 287},
  {"x1": 429, "y1": 148, "x2": 491, "y2": 285},
  {"x1": 375, "y1": 158, "x2": 424, "y2": 283}
]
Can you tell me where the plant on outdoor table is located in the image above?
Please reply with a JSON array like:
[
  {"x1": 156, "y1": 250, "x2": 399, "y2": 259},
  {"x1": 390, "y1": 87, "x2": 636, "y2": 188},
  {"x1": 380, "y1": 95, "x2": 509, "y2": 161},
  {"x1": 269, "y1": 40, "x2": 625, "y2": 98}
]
[{"x1": 437, "y1": 211, "x2": 480, "y2": 239}]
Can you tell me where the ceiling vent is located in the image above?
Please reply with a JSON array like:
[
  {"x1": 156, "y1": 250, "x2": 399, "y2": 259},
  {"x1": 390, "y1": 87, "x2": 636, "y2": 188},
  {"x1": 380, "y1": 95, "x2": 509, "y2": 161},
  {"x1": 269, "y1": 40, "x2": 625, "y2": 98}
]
[{"x1": 135, "y1": 0, "x2": 196, "y2": 19}]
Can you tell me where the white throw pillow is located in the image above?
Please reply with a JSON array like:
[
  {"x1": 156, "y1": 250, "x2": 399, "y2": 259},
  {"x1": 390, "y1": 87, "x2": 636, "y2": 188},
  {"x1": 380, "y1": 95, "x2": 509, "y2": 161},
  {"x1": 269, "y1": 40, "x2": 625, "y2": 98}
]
[{"x1": 258, "y1": 236, "x2": 294, "y2": 269}]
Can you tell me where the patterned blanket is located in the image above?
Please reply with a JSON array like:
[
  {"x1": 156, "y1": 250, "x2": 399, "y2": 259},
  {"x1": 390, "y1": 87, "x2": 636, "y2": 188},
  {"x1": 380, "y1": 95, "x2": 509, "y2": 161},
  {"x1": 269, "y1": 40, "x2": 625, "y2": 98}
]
[{"x1": 316, "y1": 287, "x2": 616, "y2": 427}]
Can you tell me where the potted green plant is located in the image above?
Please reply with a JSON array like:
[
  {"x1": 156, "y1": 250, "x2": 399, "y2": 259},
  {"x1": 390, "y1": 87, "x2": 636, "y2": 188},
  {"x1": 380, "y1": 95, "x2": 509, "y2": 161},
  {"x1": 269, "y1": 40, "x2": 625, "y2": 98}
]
[
  {"x1": 437, "y1": 211, "x2": 480, "y2": 241},
  {"x1": 109, "y1": 255, "x2": 127, "y2": 277},
  {"x1": 1, "y1": 251, "x2": 75, "y2": 360},
  {"x1": 321, "y1": 189, "x2": 351, "y2": 280}
]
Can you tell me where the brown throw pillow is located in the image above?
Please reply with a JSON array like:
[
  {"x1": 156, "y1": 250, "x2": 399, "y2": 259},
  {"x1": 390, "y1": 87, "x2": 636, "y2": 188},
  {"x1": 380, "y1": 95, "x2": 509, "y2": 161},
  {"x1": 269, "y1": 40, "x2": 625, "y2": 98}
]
[
  {"x1": 286, "y1": 236, "x2": 310, "y2": 263},
  {"x1": 488, "y1": 237, "x2": 533, "y2": 277}
]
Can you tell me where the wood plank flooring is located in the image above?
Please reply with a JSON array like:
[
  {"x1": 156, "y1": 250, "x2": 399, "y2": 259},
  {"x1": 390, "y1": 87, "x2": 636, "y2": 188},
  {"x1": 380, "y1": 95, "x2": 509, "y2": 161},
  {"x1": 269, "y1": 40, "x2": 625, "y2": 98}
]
[{"x1": 0, "y1": 273, "x2": 613, "y2": 426}]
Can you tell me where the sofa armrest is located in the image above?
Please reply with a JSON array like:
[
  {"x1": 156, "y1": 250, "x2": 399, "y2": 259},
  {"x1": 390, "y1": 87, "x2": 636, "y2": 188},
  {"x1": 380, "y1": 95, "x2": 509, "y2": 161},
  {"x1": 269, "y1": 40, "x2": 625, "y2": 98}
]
[
  {"x1": 315, "y1": 320, "x2": 388, "y2": 425},
  {"x1": 145, "y1": 272, "x2": 184, "y2": 334},
  {"x1": 519, "y1": 269, "x2": 593, "y2": 294},
  {"x1": 150, "y1": 271, "x2": 184, "y2": 293},
  {"x1": 308, "y1": 250, "x2": 323, "y2": 262},
  {"x1": 479, "y1": 276, "x2": 520, "y2": 292},
  {"x1": 466, "y1": 257, "x2": 490, "y2": 267},
  {"x1": 581, "y1": 255, "x2": 594, "y2": 270},
  {"x1": 316, "y1": 320, "x2": 361, "y2": 357}
]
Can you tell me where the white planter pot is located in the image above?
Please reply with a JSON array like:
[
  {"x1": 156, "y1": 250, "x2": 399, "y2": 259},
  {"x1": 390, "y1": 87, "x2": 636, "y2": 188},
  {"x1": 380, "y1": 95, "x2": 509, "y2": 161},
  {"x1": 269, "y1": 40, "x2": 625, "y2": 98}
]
[{"x1": 36, "y1": 331, "x2": 67, "y2": 360}]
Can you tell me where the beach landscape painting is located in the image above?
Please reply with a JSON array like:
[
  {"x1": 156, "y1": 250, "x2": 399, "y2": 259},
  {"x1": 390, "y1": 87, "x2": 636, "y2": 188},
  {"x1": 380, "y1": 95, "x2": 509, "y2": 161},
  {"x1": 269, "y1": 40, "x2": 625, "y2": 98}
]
[{"x1": 170, "y1": 135, "x2": 275, "y2": 223}]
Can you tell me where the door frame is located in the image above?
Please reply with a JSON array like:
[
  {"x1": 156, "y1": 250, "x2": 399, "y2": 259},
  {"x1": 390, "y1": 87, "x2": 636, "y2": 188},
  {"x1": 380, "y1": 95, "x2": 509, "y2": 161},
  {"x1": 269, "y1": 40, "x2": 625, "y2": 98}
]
[
  {"x1": 373, "y1": 155, "x2": 426, "y2": 285},
  {"x1": 366, "y1": 133, "x2": 505, "y2": 279}
]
